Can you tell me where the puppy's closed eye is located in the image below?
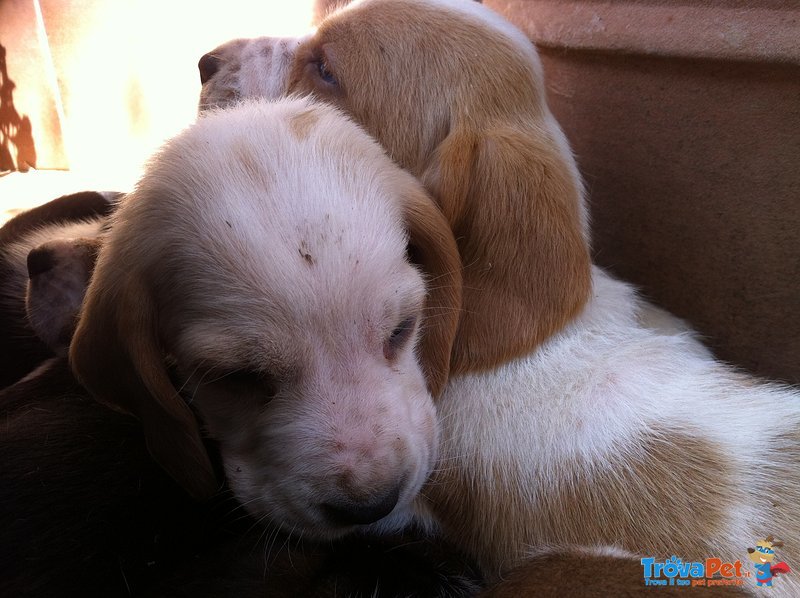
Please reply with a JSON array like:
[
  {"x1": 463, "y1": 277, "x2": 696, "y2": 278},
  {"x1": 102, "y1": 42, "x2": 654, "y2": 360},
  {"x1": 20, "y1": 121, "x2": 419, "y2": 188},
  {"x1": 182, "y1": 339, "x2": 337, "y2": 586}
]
[
  {"x1": 384, "y1": 316, "x2": 417, "y2": 361},
  {"x1": 200, "y1": 368, "x2": 279, "y2": 398}
]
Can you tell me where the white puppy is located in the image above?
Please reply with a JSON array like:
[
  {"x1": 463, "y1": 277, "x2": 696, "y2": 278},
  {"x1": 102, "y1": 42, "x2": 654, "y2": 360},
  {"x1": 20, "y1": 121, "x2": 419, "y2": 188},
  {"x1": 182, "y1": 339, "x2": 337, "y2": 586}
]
[{"x1": 70, "y1": 97, "x2": 462, "y2": 538}]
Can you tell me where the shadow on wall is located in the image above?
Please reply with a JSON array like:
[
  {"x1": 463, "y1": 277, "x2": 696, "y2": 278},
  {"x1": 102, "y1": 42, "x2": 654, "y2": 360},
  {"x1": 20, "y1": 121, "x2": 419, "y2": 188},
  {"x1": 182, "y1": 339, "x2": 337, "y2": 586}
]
[{"x1": 0, "y1": 44, "x2": 37, "y2": 172}]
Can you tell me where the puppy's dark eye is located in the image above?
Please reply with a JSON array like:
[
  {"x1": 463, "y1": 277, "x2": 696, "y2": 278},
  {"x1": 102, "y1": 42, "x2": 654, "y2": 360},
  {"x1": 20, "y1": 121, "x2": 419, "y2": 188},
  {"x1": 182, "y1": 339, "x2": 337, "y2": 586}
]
[
  {"x1": 316, "y1": 58, "x2": 337, "y2": 85},
  {"x1": 383, "y1": 316, "x2": 416, "y2": 360}
]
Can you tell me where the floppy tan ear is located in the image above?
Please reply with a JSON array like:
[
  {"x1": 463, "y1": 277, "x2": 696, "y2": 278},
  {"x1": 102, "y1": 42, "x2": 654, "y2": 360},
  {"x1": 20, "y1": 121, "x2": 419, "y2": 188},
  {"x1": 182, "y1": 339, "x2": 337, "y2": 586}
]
[
  {"x1": 69, "y1": 264, "x2": 218, "y2": 500},
  {"x1": 402, "y1": 187, "x2": 463, "y2": 398},
  {"x1": 422, "y1": 125, "x2": 592, "y2": 375}
]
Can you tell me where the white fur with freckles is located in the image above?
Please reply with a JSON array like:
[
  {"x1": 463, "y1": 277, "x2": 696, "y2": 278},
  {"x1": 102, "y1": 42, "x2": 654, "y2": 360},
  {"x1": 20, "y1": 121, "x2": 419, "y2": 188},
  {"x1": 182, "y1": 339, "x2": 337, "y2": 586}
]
[{"x1": 87, "y1": 97, "x2": 442, "y2": 538}]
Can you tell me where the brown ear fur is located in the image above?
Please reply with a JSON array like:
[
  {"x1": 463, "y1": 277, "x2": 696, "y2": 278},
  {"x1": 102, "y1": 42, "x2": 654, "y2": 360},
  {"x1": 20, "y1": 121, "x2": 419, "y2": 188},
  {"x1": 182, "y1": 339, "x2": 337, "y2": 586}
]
[
  {"x1": 402, "y1": 187, "x2": 463, "y2": 398},
  {"x1": 69, "y1": 268, "x2": 217, "y2": 500},
  {"x1": 423, "y1": 125, "x2": 591, "y2": 375}
]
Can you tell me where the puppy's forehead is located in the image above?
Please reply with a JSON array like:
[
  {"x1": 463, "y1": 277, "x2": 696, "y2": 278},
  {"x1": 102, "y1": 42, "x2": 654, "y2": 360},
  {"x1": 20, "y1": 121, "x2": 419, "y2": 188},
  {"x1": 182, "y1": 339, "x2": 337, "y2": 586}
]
[
  {"x1": 131, "y1": 99, "x2": 425, "y2": 347},
  {"x1": 146, "y1": 99, "x2": 411, "y2": 254}
]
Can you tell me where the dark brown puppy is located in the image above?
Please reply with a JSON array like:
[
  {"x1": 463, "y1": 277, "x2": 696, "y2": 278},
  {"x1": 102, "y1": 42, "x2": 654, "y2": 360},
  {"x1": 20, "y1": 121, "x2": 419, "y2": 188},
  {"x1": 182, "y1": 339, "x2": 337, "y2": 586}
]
[
  {"x1": 0, "y1": 358, "x2": 218, "y2": 596},
  {"x1": 0, "y1": 191, "x2": 118, "y2": 388}
]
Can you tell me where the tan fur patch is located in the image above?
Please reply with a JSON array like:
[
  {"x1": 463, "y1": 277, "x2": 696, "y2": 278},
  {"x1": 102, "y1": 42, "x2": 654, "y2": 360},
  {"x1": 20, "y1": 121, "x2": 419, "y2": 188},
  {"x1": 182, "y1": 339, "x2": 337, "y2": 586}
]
[
  {"x1": 233, "y1": 140, "x2": 273, "y2": 190},
  {"x1": 482, "y1": 551, "x2": 747, "y2": 596},
  {"x1": 428, "y1": 429, "x2": 733, "y2": 578},
  {"x1": 289, "y1": 108, "x2": 320, "y2": 141}
]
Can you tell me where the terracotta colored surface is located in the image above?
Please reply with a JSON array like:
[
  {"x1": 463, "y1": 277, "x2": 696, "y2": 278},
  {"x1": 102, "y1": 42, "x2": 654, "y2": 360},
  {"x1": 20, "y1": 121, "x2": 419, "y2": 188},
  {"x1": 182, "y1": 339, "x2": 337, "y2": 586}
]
[
  {"x1": 488, "y1": 0, "x2": 800, "y2": 64},
  {"x1": 0, "y1": 0, "x2": 66, "y2": 171},
  {"x1": 487, "y1": 0, "x2": 800, "y2": 384}
]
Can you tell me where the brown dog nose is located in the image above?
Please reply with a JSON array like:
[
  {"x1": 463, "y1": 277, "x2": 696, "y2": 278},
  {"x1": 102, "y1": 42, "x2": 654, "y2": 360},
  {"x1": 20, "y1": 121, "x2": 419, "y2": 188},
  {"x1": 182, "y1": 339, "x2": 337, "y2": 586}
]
[
  {"x1": 321, "y1": 485, "x2": 401, "y2": 526},
  {"x1": 198, "y1": 53, "x2": 221, "y2": 85}
]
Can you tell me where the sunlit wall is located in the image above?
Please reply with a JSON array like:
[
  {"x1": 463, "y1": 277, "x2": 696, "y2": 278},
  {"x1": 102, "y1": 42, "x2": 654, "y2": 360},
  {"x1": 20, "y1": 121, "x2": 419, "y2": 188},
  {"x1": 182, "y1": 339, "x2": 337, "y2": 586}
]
[{"x1": 1, "y1": 0, "x2": 316, "y2": 190}]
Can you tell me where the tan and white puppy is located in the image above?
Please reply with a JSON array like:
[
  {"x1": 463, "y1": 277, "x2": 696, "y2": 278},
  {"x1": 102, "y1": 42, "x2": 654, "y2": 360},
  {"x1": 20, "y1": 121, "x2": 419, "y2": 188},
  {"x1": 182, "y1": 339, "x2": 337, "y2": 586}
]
[
  {"x1": 198, "y1": 1, "x2": 800, "y2": 594},
  {"x1": 70, "y1": 97, "x2": 462, "y2": 538}
]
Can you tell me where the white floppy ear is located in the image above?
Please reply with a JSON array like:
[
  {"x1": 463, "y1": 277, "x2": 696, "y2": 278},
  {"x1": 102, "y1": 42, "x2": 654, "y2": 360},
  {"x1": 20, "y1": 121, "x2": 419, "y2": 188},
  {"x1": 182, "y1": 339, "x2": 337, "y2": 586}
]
[
  {"x1": 422, "y1": 124, "x2": 592, "y2": 376},
  {"x1": 70, "y1": 250, "x2": 218, "y2": 500},
  {"x1": 401, "y1": 186, "x2": 462, "y2": 398}
]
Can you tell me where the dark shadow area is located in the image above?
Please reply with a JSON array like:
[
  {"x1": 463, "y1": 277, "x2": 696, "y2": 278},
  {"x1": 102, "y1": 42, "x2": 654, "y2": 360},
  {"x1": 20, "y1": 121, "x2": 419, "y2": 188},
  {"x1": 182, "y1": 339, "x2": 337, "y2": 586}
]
[{"x1": 0, "y1": 43, "x2": 37, "y2": 172}]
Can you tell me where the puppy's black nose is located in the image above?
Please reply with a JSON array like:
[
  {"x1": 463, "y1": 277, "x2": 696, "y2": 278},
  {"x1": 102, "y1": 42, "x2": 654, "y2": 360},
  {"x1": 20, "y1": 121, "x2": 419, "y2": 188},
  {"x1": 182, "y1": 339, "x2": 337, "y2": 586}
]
[
  {"x1": 198, "y1": 53, "x2": 221, "y2": 85},
  {"x1": 27, "y1": 245, "x2": 56, "y2": 278},
  {"x1": 322, "y1": 485, "x2": 401, "y2": 526}
]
